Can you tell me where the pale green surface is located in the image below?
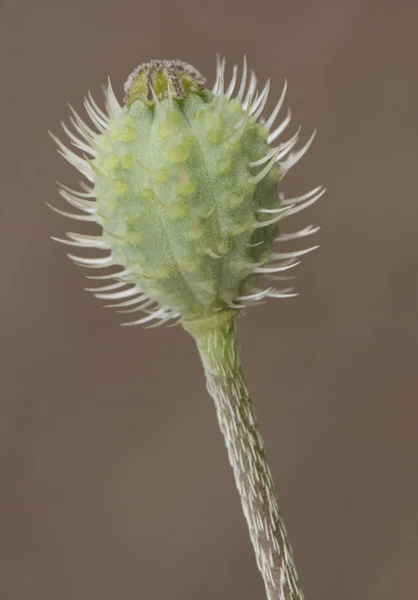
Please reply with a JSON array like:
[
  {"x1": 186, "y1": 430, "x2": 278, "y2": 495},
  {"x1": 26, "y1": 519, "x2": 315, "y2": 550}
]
[{"x1": 93, "y1": 90, "x2": 281, "y2": 320}]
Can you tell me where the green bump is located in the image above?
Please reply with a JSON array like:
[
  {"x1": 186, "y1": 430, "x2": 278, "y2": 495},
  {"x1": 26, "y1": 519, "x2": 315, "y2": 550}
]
[
  {"x1": 256, "y1": 123, "x2": 269, "y2": 140},
  {"x1": 228, "y1": 194, "x2": 244, "y2": 208},
  {"x1": 241, "y1": 179, "x2": 257, "y2": 195},
  {"x1": 158, "y1": 122, "x2": 170, "y2": 139},
  {"x1": 217, "y1": 157, "x2": 232, "y2": 175},
  {"x1": 139, "y1": 187, "x2": 155, "y2": 200},
  {"x1": 111, "y1": 179, "x2": 129, "y2": 196},
  {"x1": 207, "y1": 128, "x2": 222, "y2": 143},
  {"x1": 143, "y1": 266, "x2": 170, "y2": 279},
  {"x1": 106, "y1": 230, "x2": 142, "y2": 245},
  {"x1": 269, "y1": 163, "x2": 281, "y2": 182},
  {"x1": 217, "y1": 241, "x2": 229, "y2": 255},
  {"x1": 120, "y1": 154, "x2": 135, "y2": 169},
  {"x1": 229, "y1": 223, "x2": 249, "y2": 236},
  {"x1": 197, "y1": 280, "x2": 216, "y2": 295},
  {"x1": 156, "y1": 167, "x2": 171, "y2": 182},
  {"x1": 166, "y1": 203, "x2": 186, "y2": 218},
  {"x1": 228, "y1": 141, "x2": 241, "y2": 154},
  {"x1": 101, "y1": 153, "x2": 120, "y2": 173},
  {"x1": 186, "y1": 226, "x2": 203, "y2": 240},
  {"x1": 178, "y1": 178, "x2": 196, "y2": 197},
  {"x1": 117, "y1": 126, "x2": 136, "y2": 142},
  {"x1": 178, "y1": 259, "x2": 198, "y2": 272},
  {"x1": 195, "y1": 106, "x2": 207, "y2": 122},
  {"x1": 168, "y1": 144, "x2": 189, "y2": 163},
  {"x1": 168, "y1": 111, "x2": 182, "y2": 127}
]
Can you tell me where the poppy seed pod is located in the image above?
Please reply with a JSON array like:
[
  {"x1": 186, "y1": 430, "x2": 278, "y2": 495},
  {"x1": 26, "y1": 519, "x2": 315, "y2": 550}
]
[
  {"x1": 50, "y1": 57, "x2": 323, "y2": 328},
  {"x1": 50, "y1": 56, "x2": 324, "y2": 600}
]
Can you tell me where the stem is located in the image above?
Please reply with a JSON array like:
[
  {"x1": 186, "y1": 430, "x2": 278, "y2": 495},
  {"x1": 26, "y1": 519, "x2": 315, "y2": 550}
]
[{"x1": 183, "y1": 311, "x2": 304, "y2": 600}]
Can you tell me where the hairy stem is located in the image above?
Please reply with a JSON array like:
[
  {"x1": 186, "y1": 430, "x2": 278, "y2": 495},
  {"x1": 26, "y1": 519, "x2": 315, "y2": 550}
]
[{"x1": 183, "y1": 311, "x2": 304, "y2": 600}]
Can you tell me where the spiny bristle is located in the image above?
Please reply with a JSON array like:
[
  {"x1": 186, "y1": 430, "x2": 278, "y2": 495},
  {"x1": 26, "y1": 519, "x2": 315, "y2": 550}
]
[
  {"x1": 212, "y1": 55, "x2": 221, "y2": 94},
  {"x1": 85, "y1": 269, "x2": 131, "y2": 280},
  {"x1": 246, "y1": 239, "x2": 264, "y2": 248},
  {"x1": 83, "y1": 93, "x2": 108, "y2": 132},
  {"x1": 104, "y1": 295, "x2": 147, "y2": 309},
  {"x1": 225, "y1": 65, "x2": 238, "y2": 99},
  {"x1": 250, "y1": 81, "x2": 269, "y2": 114},
  {"x1": 250, "y1": 79, "x2": 270, "y2": 120},
  {"x1": 275, "y1": 127, "x2": 301, "y2": 162},
  {"x1": 94, "y1": 286, "x2": 141, "y2": 300},
  {"x1": 167, "y1": 315, "x2": 183, "y2": 328},
  {"x1": 264, "y1": 273, "x2": 295, "y2": 282},
  {"x1": 66, "y1": 232, "x2": 107, "y2": 246},
  {"x1": 68, "y1": 105, "x2": 98, "y2": 142},
  {"x1": 267, "y1": 288, "x2": 298, "y2": 298},
  {"x1": 268, "y1": 109, "x2": 292, "y2": 144},
  {"x1": 61, "y1": 121, "x2": 96, "y2": 156},
  {"x1": 254, "y1": 261, "x2": 301, "y2": 274},
  {"x1": 249, "y1": 146, "x2": 280, "y2": 168},
  {"x1": 46, "y1": 202, "x2": 96, "y2": 221},
  {"x1": 59, "y1": 183, "x2": 95, "y2": 198},
  {"x1": 104, "y1": 77, "x2": 122, "y2": 119},
  {"x1": 58, "y1": 187, "x2": 96, "y2": 207},
  {"x1": 67, "y1": 253, "x2": 114, "y2": 267},
  {"x1": 212, "y1": 54, "x2": 226, "y2": 97},
  {"x1": 275, "y1": 225, "x2": 320, "y2": 242},
  {"x1": 58, "y1": 189, "x2": 96, "y2": 214},
  {"x1": 257, "y1": 205, "x2": 295, "y2": 215},
  {"x1": 121, "y1": 307, "x2": 172, "y2": 327},
  {"x1": 236, "y1": 288, "x2": 273, "y2": 302},
  {"x1": 280, "y1": 186, "x2": 324, "y2": 206},
  {"x1": 226, "y1": 300, "x2": 246, "y2": 309},
  {"x1": 254, "y1": 206, "x2": 294, "y2": 228},
  {"x1": 270, "y1": 246, "x2": 319, "y2": 260},
  {"x1": 143, "y1": 311, "x2": 181, "y2": 329},
  {"x1": 117, "y1": 298, "x2": 156, "y2": 313},
  {"x1": 279, "y1": 130, "x2": 317, "y2": 176},
  {"x1": 49, "y1": 131, "x2": 93, "y2": 181},
  {"x1": 248, "y1": 146, "x2": 282, "y2": 185},
  {"x1": 87, "y1": 90, "x2": 109, "y2": 123},
  {"x1": 242, "y1": 71, "x2": 257, "y2": 110},
  {"x1": 236, "y1": 56, "x2": 248, "y2": 103},
  {"x1": 84, "y1": 281, "x2": 128, "y2": 293},
  {"x1": 265, "y1": 80, "x2": 287, "y2": 131},
  {"x1": 213, "y1": 57, "x2": 226, "y2": 120},
  {"x1": 280, "y1": 188, "x2": 325, "y2": 217},
  {"x1": 51, "y1": 235, "x2": 107, "y2": 249}
]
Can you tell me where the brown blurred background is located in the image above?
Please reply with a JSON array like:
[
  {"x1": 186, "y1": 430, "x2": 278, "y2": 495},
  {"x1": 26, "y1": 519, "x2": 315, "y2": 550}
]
[{"x1": 1, "y1": 0, "x2": 417, "y2": 599}]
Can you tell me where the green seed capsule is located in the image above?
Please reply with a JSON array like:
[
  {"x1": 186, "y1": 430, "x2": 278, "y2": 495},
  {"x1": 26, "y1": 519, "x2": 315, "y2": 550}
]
[{"x1": 50, "y1": 57, "x2": 323, "y2": 327}]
